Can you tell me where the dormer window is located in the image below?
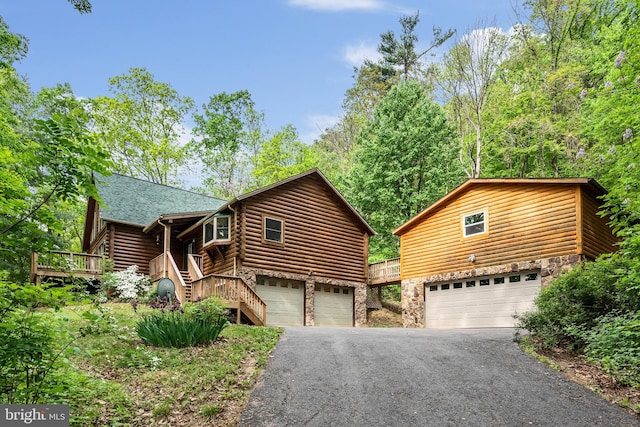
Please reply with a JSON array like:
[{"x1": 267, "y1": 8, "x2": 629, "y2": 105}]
[{"x1": 203, "y1": 214, "x2": 231, "y2": 246}]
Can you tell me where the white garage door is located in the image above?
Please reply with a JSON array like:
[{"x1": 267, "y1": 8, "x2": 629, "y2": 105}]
[
  {"x1": 255, "y1": 277, "x2": 304, "y2": 326},
  {"x1": 314, "y1": 285, "x2": 353, "y2": 327},
  {"x1": 424, "y1": 271, "x2": 541, "y2": 328}
]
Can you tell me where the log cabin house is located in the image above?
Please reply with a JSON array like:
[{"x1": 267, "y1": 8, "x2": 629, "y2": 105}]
[
  {"x1": 34, "y1": 169, "x2": 376, "y2": 327},
  {"x1": 394, "y1": 178, "x2": 618, "y2": 329}
]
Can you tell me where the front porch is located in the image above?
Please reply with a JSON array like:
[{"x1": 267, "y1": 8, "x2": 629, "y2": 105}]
[
  {"x1": 31, "y1": 250, "x2": 401, "y2": 324},
  {"x1": 148, "y1": 252, "x2": 267, "y2": 326}
]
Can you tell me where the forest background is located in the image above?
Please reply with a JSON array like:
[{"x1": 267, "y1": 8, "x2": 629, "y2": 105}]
[{"x1": 1, "y1": 0, "x2": 639, "y2": 283}]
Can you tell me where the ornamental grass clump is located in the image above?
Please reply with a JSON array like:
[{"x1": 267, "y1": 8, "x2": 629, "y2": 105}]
[{"x1": 136, "y1": 297, "x2": 229, "y2": 348}]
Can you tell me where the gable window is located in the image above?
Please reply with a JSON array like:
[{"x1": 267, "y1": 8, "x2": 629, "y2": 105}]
[
  {"x1": 462, "y1": 210, "x2": 487, "y2": 237},
  {"x1": 203, "y1": 215, "x2": 231, "y2": 246},
  {"x1": 264, "y1": 217, "x2": 283, "y2": 243}
]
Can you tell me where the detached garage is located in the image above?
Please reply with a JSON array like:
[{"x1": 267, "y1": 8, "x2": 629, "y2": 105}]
[
  {"x1": 425, "y1": 272, "x2": 541, "y2": 328},
  {"x1": 394, "y1": 178, "x2": 619, "y2": 329}
]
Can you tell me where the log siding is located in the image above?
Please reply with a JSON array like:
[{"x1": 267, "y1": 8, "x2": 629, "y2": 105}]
[
  {"x1": 239, "y1": 174, "x2": 369, "y2": 283},
  {"x1": 399, "y1": 182, "x2": 616, "y2": 280},
  {"x1": 109, "y1": 223, "x2": 163, "y2": 276}
]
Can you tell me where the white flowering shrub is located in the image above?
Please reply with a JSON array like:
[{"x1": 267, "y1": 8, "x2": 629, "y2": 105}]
[{"x1": 102, "y1": 265, "x2": 152, "y2": 300}]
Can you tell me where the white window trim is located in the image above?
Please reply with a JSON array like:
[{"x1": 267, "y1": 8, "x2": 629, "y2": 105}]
[
  {"x1": 263, "y1": 216, "x2": 284, "y2": 244},
  {"x1": 203, "y1": 215, "x2": 231, "y2": 246},
  {"x1": 462, "y1": 209, "x2": 487, "y2": 238}
]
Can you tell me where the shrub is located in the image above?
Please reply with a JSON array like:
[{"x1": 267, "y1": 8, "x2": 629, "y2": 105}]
[
  {"x1": 579, "y1": 313, "x2": 640, "y2": 386},
  {"x1": 515, "y1": 254, "x2": 639, "y2": 349},
  {"x1": 101, "y1": 265, "x2": 152, "y2": 300},
  {"x1": 0, "y1": 279, "x2": 74, "y2": 404},
  {"x1": 136, "y1": 311, "x2": 229, "y2": 348},
  {"x1": 183, "y1": 296, "x2": 228, "y2": 323}
]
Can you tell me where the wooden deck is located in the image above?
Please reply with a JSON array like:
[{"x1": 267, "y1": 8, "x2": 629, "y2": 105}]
[
  {"x1": 31, "y1": 251, "x2": 106, "y2": 284},
  {"x1": 368, "y1": 257, "x2": 401, "y2": 285}
]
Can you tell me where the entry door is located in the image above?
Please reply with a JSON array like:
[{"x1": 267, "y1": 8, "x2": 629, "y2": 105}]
[{"x1": 183, "y1": 241, "x2": 195, "y2": 271}]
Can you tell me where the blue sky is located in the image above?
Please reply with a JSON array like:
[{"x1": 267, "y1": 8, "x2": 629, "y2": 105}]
[{"x1": 1, "y1": 0, "x2": 519, "y2": 143}]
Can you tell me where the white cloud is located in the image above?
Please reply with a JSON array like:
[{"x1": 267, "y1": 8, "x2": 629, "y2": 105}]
[
  {"x1": 343, "y1": 41, "x2": 381, "y2": 67},
  {"x1": 287, "y1": 0, "x2": 386, "y2": 12}
]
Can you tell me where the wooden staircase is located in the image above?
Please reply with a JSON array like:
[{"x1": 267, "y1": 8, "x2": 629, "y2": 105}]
[
  {"x1": 180, "y1": 270, "x2": 192, "y2": 302},
  {"x1": 190, "y1": 274, "x2": 266, "y2": 326},
  {"x1": 150, "y1": 252, "x2": 266, "y2": 326}
]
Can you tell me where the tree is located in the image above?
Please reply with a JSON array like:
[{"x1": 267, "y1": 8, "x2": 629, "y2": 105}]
[
  {"x1": 377, "y1": 12, "x2": 454, "y2": 82},
  {"x1": 442, "y1": 24, "x2": 510, "y2": 178},
  {"x1": 346, "y1": 81, "x2": 464, "y2": 259},
  {"x1": 68, "y1": 0, "x2": 92, "y2": 13},
  {"x1": 92, "y1": 67, "x2": 194, "y2": 185},
  {"x1": 190, "y1": 90, "x2": 265, "y2": 199},
  {"x1": 252, "y1": 125, "x2": 318, "y2": 187},
  {"x1": 0, "y1": 114, "x2": 113, "y2": 282}
]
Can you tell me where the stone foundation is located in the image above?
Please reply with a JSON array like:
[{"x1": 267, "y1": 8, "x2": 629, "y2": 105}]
[
  {"x1": 401, "y1": 255, "x2": 583, "y2": 328},
  {"x1": 237, "y1": 267, "x2": 367, "y2": 327}
]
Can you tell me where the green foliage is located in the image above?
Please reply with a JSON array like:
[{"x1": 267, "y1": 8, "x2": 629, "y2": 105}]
[
  {"x1": 346, "y1": 80, "x2": 464, "y2": 258},
  {"x1": 191, "y1": 90, "x2": 265, "y2": 198},
  {"x1": 381, "y1": 284, "x2": 401, "y2": 302},
  {"x1": 183, "y1": 296, "x2": 228, "y2": 323},
  {"x1": 373, "y1": 12, "x2": 453, "y2": 83},
  {"x1": 516, "y1": 255, "x2": 640, "y2": 349},
  {"x1": 68, "y1": 0, "x2": 92, "y2": 14},
  {"x1": 136, "y1": 298, "x2": 230, "y2": 348},
  {"x1": 577, "y1": 313, "x2": 640, "y2": 386},
  {"x1": 0, "y1": 279, "x2": 74, "y2": 404},
  {"x1": 251, "y1": 124, "x2": 319, "y2": 188},
  {"x1": 92, "y1": 67, "x2": 194, "y2": 185},
  {"x1": 0, "y1": 111, "x2": 112, "y2": 282}
]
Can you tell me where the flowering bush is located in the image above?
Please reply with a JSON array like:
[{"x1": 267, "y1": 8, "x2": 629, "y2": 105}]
[{"x1": 101, "y1": 265, "x2": 152, "y2": 300}]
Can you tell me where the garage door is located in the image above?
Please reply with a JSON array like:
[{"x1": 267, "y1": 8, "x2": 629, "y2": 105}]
[
  {"x1": 255, "y1": 277, "x2": 304, "y2": 326},
  {"x1": 314, "y1": 285, "x2": 353, "y2": 327},
  {"x1": 424, "y1": 271, "x2": 541, "y2": 328}
]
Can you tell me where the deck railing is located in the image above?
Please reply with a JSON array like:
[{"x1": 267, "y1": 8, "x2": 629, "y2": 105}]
[
  {"x1": 149, "y1": 253, "x2": 166, "y2": 282},
  {"x1": 190, "y1": 254, "x2": 203, "y2": 274},
  {"x1": 191, "y1": 274, "x2": 266, "y2": 325},
  {"x1": 31, "y1": 251, "x2": 106, "y2": 283},
  {"x1": 368, "y1": 257, "x2": 401, "y2": 285}
]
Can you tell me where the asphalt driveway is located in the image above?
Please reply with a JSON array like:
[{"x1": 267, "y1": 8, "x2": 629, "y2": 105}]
[{"x1": 241, "y1": 327, "x2": 639, "y2": 427}]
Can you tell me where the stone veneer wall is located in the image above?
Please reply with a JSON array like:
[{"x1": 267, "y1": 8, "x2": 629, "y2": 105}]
[
  {"x1": 401, "y1": 254, "x2": 583, "y2": 328},
  {"x1": 235, "y1": 267, "x2": 367, "y2": 327}
]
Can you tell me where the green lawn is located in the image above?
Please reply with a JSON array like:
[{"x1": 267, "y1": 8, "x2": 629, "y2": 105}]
[{"x1": 58, "y1": 303, "x2": 281, "y2": 426}]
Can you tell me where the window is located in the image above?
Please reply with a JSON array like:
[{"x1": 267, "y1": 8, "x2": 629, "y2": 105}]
[
  {"x1": 509, "y1": 275, "x2": 521, "y2": 283},
  {"x1": 441, "y1": 284, "x2": 450, "y2": 290},
  {"x1": 480, "y1": 279, "x2": 490, "y2": 286},
  {"x1": 466, "y1": 280, "x2": 476, "y2": 287},
  {"x1": 203, "y1": 215, "x2": 231, "y2": 246},
  {"x1": 264, "y1": 216, "x2": 283, "y2": 243},
  {"x1": 462, "y1": 210, "x2": 487, "y2": 237},
  {"x1": 494, "y1": 277, "x2": 505, "y2": 284},
  {"x1": 453, "y1": 282, "x2": 463, "y2": 289}
]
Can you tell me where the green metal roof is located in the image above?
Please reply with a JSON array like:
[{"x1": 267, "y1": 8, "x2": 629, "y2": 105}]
[{"x1": 94, "y1": 173, "x2": 225, "y2": 227}]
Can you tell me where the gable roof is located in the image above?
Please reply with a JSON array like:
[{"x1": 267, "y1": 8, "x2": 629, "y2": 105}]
[
  {"x1": 94, "y1": 173, "x2": 226, "y2": 227},
  {"x1": 177, "y1": 169, "x2": 376, "y2": 238},
  {"x1": 394, "y1": 178, "x2": 607, "y2": 236}
]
